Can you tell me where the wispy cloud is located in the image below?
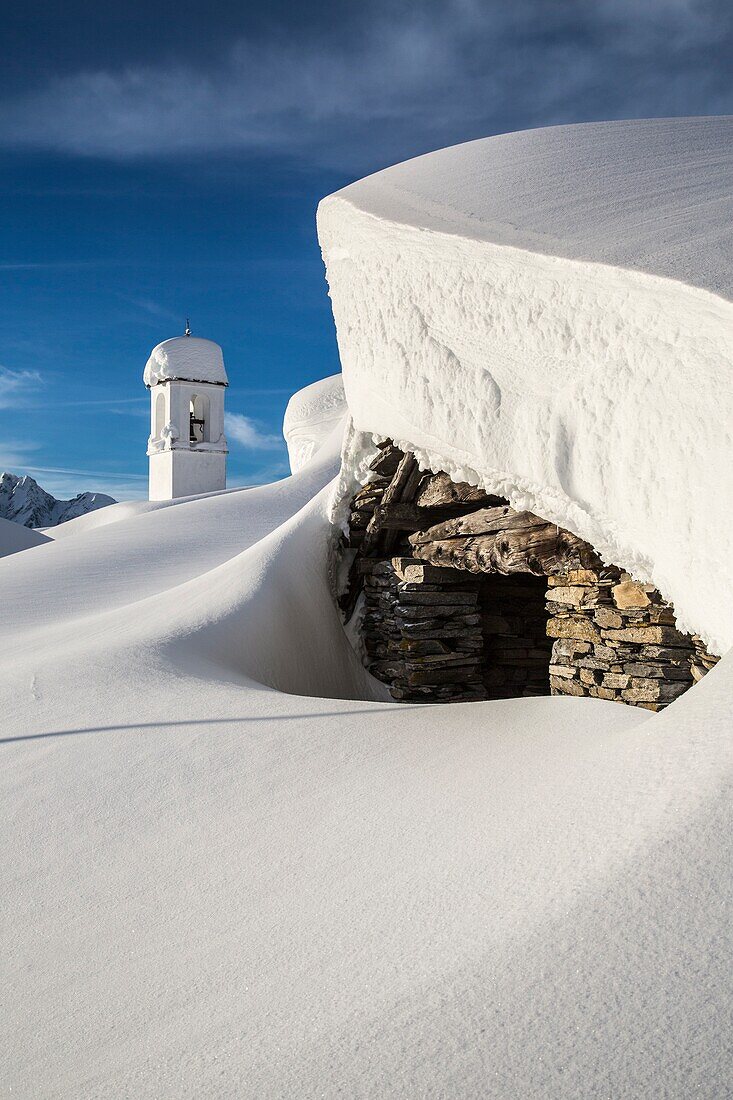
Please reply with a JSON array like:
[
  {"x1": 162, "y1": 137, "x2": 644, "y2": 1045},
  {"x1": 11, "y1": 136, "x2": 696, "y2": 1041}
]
[
  {"x1": 7, "y1": 463, "x2": 148, "y2": 502},
  {"x1": 0, "y1": 366, "x2": 43, "y2": 408},
  {"x1": 18, "y1": 470, "x2": 148, "y2": 501},
  {"x1": 225, "y1": 412, "x2": 282, "y2": 450},
  {"x1": 20, "y1": 394, "x2": 150, "y2": 418},
  {"x1": 26, "y1": 396, "x2": 147, "y2": 408},
  {"x1": 0, "y1": 0, "x2": 728, "y2": 167},
  {"x1": 0, "y1": 442, "x2": 40, "y2": 472},
  {"x1": 20, "y1": 463, "x2": 147, "y2": 481},
  {"x1": 0, "y1": 261, "x2": 121, "y2": 271},
  {"x1": 117, "y1": 294, "x2": 183, "y2": 324}
]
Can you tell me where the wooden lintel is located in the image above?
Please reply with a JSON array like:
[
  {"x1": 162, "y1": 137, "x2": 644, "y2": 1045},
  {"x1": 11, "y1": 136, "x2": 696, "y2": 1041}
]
[
  {"x1": 410, "y1": 523, "x2": 600, "y2": 576},
  {"x1": 371, "y1": 500, "x2": 496, "y2": 532},
  {"x1": 410, "y1": 506, "x2": 547, "y2": 545}
]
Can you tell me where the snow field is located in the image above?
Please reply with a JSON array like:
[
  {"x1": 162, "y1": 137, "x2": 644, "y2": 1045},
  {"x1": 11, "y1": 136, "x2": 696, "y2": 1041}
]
[
  {"x1": 0, "y1": 513, "x2": 51, "y2": 558},
  {"x1": 3, "y1": 119, "x2": 733, "y2": 1096},
  {"x1": 2, "y1": 389, "x2": 731, "y2": 1097}
]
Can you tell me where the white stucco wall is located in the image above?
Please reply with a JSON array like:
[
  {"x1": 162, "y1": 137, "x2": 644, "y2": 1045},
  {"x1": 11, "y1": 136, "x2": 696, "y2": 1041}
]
[
  {"x1": 149, "y1": 449, "x2": 227, "y2": 500},
  {"x1": 147, "y1": 379, "x2": 228, "y2": 500}
]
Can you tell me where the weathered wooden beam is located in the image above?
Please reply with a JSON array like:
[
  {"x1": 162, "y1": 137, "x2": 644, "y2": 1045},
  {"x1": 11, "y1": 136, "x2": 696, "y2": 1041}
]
[
  {"x1": 410, "y1": 505, "x2": 547, "y2": 544},
  {"x1": 351, "y1": 487, "x2": 385, "y2": 509},
  {"x1": 402, "y1": 664, "x2": 483, "y2": 687},
  {"x1": 415, "y1": 471, "x2": 506, "y2": 509},
  {"x1": 362, "y1": 451, "x2": 422, "y2": 555},
  {"x1": 410, "y1": 523, "x2": 600, "y2": 576},
  {"x1": 370, "y1": 500, "x2": 498, "y2": 532}
]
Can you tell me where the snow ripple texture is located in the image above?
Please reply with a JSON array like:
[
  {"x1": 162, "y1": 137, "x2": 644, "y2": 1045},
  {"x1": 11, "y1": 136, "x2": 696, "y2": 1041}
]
[
  {"x1": 2, "y1": 120, "x2": 733, "y2": 1099},
  {"x1": 1, "y1": 376, "x2": 731, "y2": 1099}
]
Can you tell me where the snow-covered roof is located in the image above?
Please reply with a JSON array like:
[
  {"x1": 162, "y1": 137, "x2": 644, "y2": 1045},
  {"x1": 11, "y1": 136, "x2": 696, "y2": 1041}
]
[
  {"x1": 329, "y1": 116, "x2": 733, "y2": 299},
  {"x1": 319, "y1": 118, "x2": 733, "y2": 653},
  {"x1": 144, "y1": 336, "x2": 228, "y2": 387}
]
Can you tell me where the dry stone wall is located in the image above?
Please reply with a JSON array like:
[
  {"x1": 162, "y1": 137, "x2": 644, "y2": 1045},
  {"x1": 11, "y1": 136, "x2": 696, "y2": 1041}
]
[
  {"x1": 340, "y1": 441, "x2": 720, "y2": 708},
  {"x1": 546, "y1": 568, "x2": 705, "y2": 710},
  {"x1": 361, "y1": 557, "x2": 486, "y2": 702}
]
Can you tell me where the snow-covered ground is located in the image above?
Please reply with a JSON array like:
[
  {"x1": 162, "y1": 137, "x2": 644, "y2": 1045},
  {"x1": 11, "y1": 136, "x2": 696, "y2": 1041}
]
[
  {"x1": 3, "y1": 119, "x2": 732, "y2": 1097},
  {"x1": 0, "y1": 514, "x2": 51, "y2": 558}
]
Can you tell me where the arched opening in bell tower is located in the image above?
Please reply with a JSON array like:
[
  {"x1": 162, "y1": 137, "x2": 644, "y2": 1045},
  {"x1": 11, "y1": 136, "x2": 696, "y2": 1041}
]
[
  {"x1": 189, "y1": 394, "x2": 210, "y2": 443},
  {"x1": 154, "y1": 390, "x2": 166, "y2": 438}
]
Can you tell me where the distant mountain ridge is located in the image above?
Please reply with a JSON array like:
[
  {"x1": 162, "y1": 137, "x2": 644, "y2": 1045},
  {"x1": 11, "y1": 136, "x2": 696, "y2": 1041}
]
[{"x1": 0, "y1": 472, "x2": 116, "y2": 529}]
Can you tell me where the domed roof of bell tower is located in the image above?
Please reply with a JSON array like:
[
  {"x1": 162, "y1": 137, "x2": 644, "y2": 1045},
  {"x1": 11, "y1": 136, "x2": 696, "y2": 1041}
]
[{"x1": 143, "y1": 334, "x2": 228, "y2": 388}]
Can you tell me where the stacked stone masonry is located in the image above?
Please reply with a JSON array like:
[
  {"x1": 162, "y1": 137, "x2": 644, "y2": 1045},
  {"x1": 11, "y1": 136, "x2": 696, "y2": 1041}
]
[
  {"x1": 361, "y1": 558, "x2": 486, "y2": 702},
  {"x1": 547, "y1": 569, "x2": 701, "y2": 711},
  {"x1": 340, "y1": 441, "x2": 720, "y2": 708}
]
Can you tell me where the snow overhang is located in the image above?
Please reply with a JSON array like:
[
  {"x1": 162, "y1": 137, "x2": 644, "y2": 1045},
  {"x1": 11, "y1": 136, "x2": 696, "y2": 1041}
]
[{"x1": 318, "y1": 118, "x2": 733, "y2": 653}]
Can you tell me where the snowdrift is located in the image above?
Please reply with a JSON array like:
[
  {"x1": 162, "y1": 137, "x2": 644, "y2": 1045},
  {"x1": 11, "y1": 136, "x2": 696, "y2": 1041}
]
[
  {"x1": 0, "y1": 514, "x2": 51, "y2": 558},
  {"x1": 2, "y1": 120, "x2": 733, "y2": 1098},
  {"x1": 283, "y1": 372, "x2": 346, "y2": 472},
  {"x1": 318, "y1": 117, "x2": 733, "y2": 654}
]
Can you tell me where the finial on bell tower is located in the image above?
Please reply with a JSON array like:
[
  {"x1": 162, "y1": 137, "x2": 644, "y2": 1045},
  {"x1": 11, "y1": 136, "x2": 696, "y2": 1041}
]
[{"x1": 184, "y1": 317, "x2": 191, "y2": 336}]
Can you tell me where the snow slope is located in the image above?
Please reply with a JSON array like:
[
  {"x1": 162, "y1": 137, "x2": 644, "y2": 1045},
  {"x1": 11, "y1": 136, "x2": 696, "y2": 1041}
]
[
  {"x1": 2, "y1": 378, "x2": 731, "y2": 1099},
  {"x1": 283, "y1": 372, "x2": 346, "y2": 473},
  {"x1": 3, "y1": 120, "x2": 733, "y2": 1098},
  {"x1": 0, "y1": 514, "x2": 51, "y2": 558},
  {"x1": 318, "y1": 117, "x2": 733, "y2": 654}
]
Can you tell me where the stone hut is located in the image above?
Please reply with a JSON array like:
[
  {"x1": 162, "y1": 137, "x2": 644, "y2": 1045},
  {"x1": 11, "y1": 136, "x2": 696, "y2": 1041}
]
[{"x1": 340, "y1": 441, "x2": 719, "y2": 709}]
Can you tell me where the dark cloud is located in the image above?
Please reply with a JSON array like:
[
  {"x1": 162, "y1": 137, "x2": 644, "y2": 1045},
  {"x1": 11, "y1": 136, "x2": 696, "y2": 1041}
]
[{"x1": 0, "y1": 0, "x2": 730, "y2": 172}]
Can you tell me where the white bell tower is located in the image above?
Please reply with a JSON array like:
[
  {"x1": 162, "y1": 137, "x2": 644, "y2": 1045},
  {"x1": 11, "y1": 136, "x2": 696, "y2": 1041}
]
[{"x1": 144, "y1": 326, "x2": 229, "y2": 501}]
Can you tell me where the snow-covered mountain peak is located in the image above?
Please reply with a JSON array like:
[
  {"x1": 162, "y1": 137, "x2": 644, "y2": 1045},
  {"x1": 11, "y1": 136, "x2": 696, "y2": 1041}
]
[{"x1": 0, "y1": 471, "x2": 116, "y2": 529}]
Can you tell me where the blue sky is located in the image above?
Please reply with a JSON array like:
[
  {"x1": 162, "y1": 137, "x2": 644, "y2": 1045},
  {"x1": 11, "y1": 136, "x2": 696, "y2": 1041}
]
[{"x1": 1, "y1": 0, "x2": 731, "y2": 500}]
